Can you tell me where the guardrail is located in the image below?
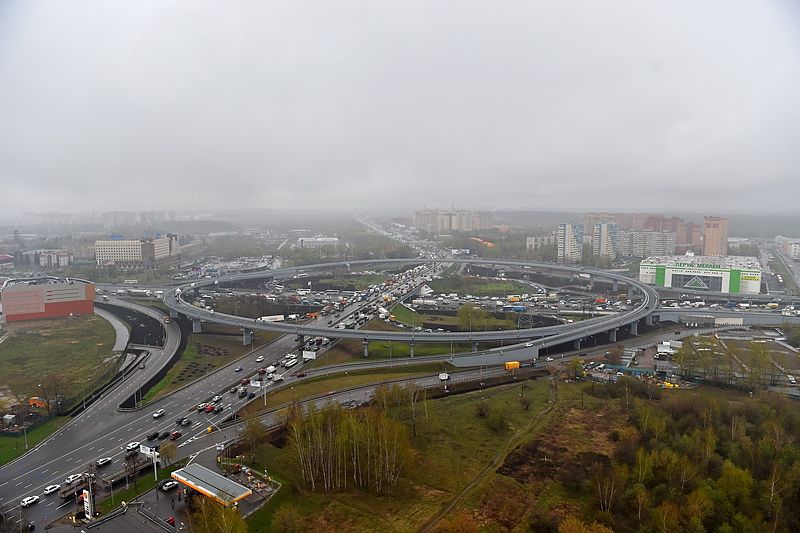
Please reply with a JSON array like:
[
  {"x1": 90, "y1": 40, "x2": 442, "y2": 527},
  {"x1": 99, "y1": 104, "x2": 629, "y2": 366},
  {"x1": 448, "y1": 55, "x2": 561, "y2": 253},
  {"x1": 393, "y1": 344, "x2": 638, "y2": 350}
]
[
  {"x1": 137, "y1": 505, "x2": 174, "y2": 533},
  {"x1": 162, "y1": 258, "x2": 659, "y2": 346}
]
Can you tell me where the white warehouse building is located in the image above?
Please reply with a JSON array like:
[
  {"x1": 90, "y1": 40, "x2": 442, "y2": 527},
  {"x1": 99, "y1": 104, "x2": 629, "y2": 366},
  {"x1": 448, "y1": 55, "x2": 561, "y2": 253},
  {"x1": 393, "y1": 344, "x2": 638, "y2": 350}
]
[
  {"x1": 296, "y1": 236, "x2": 340, "y2": 249},
  {"x1": 639, "y1": 255, "x2": 762, "y2": 295}
]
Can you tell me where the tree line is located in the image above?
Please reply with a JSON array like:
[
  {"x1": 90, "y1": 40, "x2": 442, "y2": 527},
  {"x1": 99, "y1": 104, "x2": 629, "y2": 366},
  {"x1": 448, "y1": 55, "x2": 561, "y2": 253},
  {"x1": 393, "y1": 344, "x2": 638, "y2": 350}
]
[
  {"x1": 573, "y1": 379, "x2": 800, "y2": 532},
  {"x1": 286, "y1": 399, "x2": 412, "y2": 494}
]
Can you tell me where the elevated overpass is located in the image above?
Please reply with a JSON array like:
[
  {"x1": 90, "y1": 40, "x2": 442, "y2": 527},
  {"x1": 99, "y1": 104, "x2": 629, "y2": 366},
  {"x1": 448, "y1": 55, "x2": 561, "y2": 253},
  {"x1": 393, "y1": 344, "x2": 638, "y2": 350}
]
[
  {"x1": 162, "y1": 258, "x2": 660, "y2": 355},
  {"x1": 655, "y1": 285, "x2": 800, "y2": 305}
]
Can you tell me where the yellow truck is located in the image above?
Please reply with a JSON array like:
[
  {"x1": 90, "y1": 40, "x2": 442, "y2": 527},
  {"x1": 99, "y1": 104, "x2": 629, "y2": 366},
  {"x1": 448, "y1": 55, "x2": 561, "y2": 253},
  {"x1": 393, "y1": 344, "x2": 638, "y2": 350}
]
[{"x1": 505, "y1": 361, "x2": 520, "y2": 371}]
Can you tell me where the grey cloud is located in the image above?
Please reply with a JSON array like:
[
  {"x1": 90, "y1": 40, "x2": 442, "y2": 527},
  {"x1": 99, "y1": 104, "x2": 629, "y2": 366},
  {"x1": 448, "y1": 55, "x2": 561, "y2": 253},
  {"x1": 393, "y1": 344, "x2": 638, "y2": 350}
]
[{"x1": 1, "y1": 0, "x2": 799, "y2": 215}]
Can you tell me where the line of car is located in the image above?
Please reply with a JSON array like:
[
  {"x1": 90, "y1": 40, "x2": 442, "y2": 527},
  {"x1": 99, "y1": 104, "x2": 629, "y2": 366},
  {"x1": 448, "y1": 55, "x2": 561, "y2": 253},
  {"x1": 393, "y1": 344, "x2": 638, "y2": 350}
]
[
  {"x1": 20, "y1": 456, "x2": 114, "y2": 507},
  {"x1": 19, "y1": 286, "x2": 347, "y2": 512},
  {"x1": 22, "y1": 302, "x2": 338, "y2": 511}
]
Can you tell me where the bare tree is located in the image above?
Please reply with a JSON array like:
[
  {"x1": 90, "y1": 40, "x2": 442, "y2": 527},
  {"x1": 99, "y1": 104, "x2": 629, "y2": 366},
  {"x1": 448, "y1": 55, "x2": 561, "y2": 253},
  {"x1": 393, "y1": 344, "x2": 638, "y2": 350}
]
[
  {"x1": 216, "y1": 505, "x2": 247, "y2": 533},
  {"x1": 124, "y1": 453, "x2": 139, "y2": 492},
  {"x1": 160, "y1": 441, "x2": 177, "y2": 466},
  {"x1": 407, "y1": 384, "x2": 423, "y2": 437},
  {"x1": 240, "y1": 415, "x2": 268, "y2": 460},
  {"x1": 39, "y1": 373, "x2": 67, "y2": 417}
]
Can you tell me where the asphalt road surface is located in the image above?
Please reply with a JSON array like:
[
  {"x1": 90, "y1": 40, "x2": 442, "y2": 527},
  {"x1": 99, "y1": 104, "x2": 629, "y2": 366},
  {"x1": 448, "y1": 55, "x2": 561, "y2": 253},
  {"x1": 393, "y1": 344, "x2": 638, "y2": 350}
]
[{"x1": 0, "y1": 268, "x2": 438, "y2": 526}]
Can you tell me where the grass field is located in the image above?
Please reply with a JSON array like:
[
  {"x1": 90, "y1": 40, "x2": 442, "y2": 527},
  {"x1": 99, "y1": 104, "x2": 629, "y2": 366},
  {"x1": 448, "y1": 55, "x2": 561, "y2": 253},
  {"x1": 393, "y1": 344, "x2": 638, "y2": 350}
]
[
  {"x1": 143, "y1": 326, "x2": 280, "y2": 402},
  {"x1": 0, "y1": 315, "x2": 117, "y2": 402},
  {"x1": 0, "y1": 416, "x2": 69, "y2": 466},
  {"x1": 240, "y1": 363, "x2": 453, "y2": 415},
  {"x1": 768, "y1": 349, "x2": 800, "y2": 371},
  {"x1": 723, "y1": 338, "x2": 800, "y2": 373},
  {"x1": 429, "y1": 275, "x2": 530, "y2": 297},
  {"x1": 308, "y1": 317, "x2": 472, "y2": 368},
  {"x1": 245, "y1": 378, "x2": 560, "y2": 532},
  {"x1": 390, "y1": 302, "x2": 517, "y2": 331}
]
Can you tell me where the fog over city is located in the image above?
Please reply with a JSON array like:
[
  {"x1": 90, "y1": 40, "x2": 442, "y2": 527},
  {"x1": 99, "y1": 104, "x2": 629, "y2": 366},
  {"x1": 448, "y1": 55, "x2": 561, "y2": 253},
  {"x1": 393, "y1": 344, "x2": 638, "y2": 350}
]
[{"x1": 1, "y1": 0, "x2": 799, "y2": 215}]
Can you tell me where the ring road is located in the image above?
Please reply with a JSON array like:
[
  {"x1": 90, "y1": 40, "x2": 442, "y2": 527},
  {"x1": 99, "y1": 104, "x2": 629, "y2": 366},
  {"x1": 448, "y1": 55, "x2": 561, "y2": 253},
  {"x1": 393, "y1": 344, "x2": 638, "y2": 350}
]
[{"x1": 162, "y1": 259, "x2": 659, "y2": 347}]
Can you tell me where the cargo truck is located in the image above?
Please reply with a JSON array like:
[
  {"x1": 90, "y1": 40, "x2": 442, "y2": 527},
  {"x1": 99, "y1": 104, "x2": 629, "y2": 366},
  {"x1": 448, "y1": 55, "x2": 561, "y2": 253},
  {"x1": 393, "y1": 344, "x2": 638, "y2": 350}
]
[{"x1": 257, "y1": 314, "x2": 285, "y2": 322}]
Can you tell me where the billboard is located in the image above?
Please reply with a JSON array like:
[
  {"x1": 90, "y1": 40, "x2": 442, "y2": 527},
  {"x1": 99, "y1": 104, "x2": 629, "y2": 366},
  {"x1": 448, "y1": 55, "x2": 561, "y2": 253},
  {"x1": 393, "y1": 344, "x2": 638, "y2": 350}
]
[
  {"x1": 82, "y1": 488, "x2": 93, "y2": 517},
  {"x1": 302, "y1": 350, "x2": 316, "y2": 361}
]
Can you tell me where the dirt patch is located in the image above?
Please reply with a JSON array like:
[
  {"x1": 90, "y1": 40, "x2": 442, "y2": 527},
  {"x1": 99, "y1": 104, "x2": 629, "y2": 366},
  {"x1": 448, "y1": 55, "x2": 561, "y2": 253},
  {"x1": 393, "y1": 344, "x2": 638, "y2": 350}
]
[
  {"x1": 497, "y1": 405, "x2": 623, "y2": 485},
  {"x1": 0, "y1": 385, "x2": 17, "y2": 407}
]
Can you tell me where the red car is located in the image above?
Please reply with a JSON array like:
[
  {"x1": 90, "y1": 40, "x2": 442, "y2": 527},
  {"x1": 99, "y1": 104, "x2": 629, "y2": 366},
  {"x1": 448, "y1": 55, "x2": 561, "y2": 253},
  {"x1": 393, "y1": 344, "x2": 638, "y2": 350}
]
[
  {"x1": 258, "y1": 368, "x2": 266, "y2": 375},
  {"x1": 204, "y1": 404, "x2": 216, "y2": 413},
  {"x1": 170, "y1": 431, "x2": 182, "y2": 440}
]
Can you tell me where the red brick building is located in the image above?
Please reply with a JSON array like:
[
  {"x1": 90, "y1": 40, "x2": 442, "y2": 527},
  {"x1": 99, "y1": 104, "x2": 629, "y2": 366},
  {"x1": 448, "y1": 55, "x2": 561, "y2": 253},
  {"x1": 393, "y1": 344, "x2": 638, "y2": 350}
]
[{"x1": 0, "y1": 277, "x2": 95, "y2": 322}]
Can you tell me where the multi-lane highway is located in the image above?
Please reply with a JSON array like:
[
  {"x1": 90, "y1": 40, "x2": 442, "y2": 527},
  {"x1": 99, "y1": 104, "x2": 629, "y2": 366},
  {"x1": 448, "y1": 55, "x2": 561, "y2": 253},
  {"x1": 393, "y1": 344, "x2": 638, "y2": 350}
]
[
  {"x1": 0, "y1": 263, "x2": 442, "y2": 525},
  {"x1": 4, "y1": 256, "x2": 790, "y2": 528}
]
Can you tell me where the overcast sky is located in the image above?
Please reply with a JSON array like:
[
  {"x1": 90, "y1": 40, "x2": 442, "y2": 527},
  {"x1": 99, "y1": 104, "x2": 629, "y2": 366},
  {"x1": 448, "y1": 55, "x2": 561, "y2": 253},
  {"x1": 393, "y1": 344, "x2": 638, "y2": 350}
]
[{"x1": 1, "y1": 1, "x2": 799, "y2": 216}]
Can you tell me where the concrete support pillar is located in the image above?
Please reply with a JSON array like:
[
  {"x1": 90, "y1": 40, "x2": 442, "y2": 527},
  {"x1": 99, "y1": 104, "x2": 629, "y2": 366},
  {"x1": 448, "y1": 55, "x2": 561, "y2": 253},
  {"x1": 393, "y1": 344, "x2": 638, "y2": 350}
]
[
  {"x1": 574, "y1": 338, "x2": 581, "y2": 350},
  {"x1": 409, "y1": 341, "x2": 415, "y2": 358},
  {"x1": 363, "y1": 339, "x2": 370, "y2": 358},
  {"x1": 242, "y1": 329, "x2": 253, "y2": 346},
  {"x1": 609, "y1": 328, "x2": 618, "y2": 343},
  {"x1": 627, "y1": 286, "x2": 635, "y2": 300},
  {"x1": 612, "y1": 280, "x2": 619, "y2": 293},
  {"x1": 472, "y1": 342, "x2": 479, "y2": 353},
  {"x1": 645, "y1": 314, "x2": 654, "y2": 326},
  {"x1": 530, "y1": 347, "x2": 539, "y2": 361},
  {"x1": 192, "y1": 319, "x2": 202, "y2": 333},
  {"x1": 297, "y1": 335, "x2": 305, "y2": 346},
  {"x1": 630, "y1": 320, "x2": 638, "y2": 336},
  {"x1": 169, "y1": 310, "x2": 178, "y2": 319}
]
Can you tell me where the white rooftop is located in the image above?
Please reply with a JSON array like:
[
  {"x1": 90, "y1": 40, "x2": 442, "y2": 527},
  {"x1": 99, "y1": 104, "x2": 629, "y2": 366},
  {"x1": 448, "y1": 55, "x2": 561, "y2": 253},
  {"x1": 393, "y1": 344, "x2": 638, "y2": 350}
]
[{"x1": 641, "y1": 255, "x2": 760, "y2": 270}]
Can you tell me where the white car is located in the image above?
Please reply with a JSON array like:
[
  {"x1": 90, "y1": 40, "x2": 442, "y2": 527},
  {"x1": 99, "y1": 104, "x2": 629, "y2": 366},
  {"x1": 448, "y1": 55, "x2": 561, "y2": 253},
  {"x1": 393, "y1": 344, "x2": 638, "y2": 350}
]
[
  {"x1": 152, "y1": 408, "x2": 166, "y2": 419},
  {"x1": 126, "y1": 441, "x2": 140, "y2": 451},
  {"x1": 43, "y1": 484, "x2": 60, "y2": 495},
  {"x1": 545, "y1": 357, "x2": 554, "y2": 362},
  {"x1": 160, "y1": 480, "x2": 179, "y2": 491},
  {"x1": 96, "y1": 457, "x2": 112, "y2": 467},
  {"x1": 255, "y1": 356, "x2": 264, "y2": 363},
  {"x1": 64, "y1": 474, "x2": 82, "y2": 484},
  {"x1": 20, "y1": 496, "x2": 39, "y2": 507},
  {"x1": 524, "y1": 343, "x2": 533, "y2": 348},
  {"x1": 211, "y1": 395, "x2": 222, "y2": 403}
]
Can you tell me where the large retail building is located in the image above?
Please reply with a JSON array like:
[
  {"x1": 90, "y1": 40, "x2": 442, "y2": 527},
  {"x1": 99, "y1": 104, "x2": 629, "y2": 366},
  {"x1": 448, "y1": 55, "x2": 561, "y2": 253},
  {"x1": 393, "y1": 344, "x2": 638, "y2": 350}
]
[
  {"x1": 639, "y1": 255, "x2": 761, "y2": 295},
  {"x1": 0, "y1": 277, "x2": 95, "y2": 322}
]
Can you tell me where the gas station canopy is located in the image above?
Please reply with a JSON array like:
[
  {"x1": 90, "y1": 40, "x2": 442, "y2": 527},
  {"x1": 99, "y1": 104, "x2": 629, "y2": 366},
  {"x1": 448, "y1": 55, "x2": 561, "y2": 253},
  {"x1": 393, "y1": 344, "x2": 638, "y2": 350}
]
[{"x1": 171, "y1": 464, "x2": 252, "y2": 506}]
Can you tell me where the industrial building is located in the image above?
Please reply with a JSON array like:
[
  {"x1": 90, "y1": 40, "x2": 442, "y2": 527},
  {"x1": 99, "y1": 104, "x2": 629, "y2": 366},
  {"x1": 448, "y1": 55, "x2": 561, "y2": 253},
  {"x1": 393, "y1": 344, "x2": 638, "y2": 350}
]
[
  {"x1": 15, "y1": 249, "x2": 73, "y2": 269},
  {"x1": 95, "y1": 234, "x2": 179, "y2": 270},
  {"x1": 0, "y1": 277, "x2": 95, "y2": 322},
  {"x1": 296, "y1": 236, "x2": 340, "y2": 249},
  {"x1": 639, "y1": 255, "x2": 761, "y2": 294}
]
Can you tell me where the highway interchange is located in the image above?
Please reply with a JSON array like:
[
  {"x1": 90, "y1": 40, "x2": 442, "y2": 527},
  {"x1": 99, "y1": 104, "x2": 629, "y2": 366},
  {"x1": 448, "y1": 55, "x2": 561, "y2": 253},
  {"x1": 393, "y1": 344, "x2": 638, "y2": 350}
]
[{"x1": 1, "y1": 256, "x2": 798, "y2": 528}]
